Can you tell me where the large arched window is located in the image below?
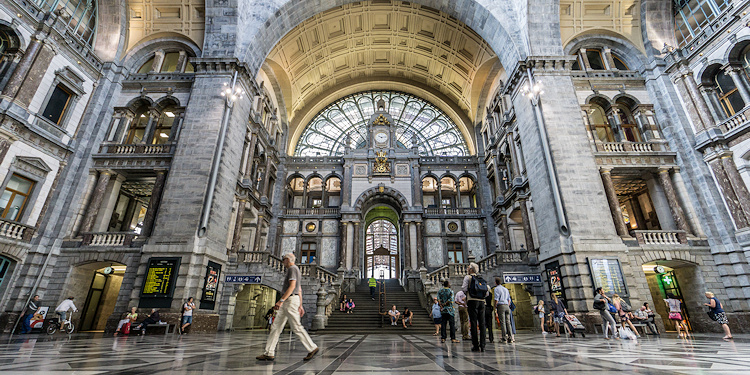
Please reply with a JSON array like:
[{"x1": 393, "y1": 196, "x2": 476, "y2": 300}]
[
  {"x1": 714, "y1": 70, "x2": 745, "y2": 116},
  {"x1": 37, "y1": 0, "x2": 97, "y2": 46},
  {"x1": 294, "y1": 91, "x2": 468, "y2": 156},
  {"x1": 587, "y1": 103, "x2": 614, "y2": 142},
  {"x1": 365, "y1": 219, "x2": 398, "y2": 279},
  {"x1": 674, "y1": 0, "x2": 728, "y2": 47}
]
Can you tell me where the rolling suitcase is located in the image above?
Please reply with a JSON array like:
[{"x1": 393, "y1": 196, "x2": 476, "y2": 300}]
[{"x1": 122, "y1": 322, "x2": 131, "y2": 335}]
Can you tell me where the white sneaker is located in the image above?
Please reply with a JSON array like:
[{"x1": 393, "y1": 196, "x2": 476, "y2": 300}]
[{"x1": 542, "y1": 331, "x2": 548, "y2": 335}]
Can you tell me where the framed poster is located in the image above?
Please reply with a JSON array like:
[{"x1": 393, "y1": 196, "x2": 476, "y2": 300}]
[
  {"x1": 200, "y1": 261, "x2": 222, "y2": 310},
  {"x1": 588, "y1": 258, "x2": 628, "y2": 297},
  {"x1": 545, "y1": 261, "x2": 567, "y2": 307},
  {"x1": 30, "y1": 306, "x2": 48, "y2": 329},
  {"x1": 140, "y1": 257, "x2": 181, "y2": 308}
]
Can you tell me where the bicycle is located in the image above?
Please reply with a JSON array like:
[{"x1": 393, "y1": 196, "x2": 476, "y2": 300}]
[{"x1": 46, "y1": 313, "x2": 75, "y2": 335}]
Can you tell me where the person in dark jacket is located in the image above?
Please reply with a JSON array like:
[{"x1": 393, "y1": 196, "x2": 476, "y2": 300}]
[
  {"x1": 135, "y1": 309, "x2": 160, "y2": 335},
  {"x1": 484, "y1": 290, "x2": 495, "y2": 343},
  {"x1": 20, "y1": 295, "x2": 40, "y2": 334}
]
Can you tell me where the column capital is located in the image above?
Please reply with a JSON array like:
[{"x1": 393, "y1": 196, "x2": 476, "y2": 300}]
[
  {"x1": 721, "y1": 63, "x2": 744, "y2": 74},
  {"x1": 657, "y1": 167, "x2": 672, "y2": 174},
  {"x1": 599, "y1": 167, "x2": 612, "y2": 174}
]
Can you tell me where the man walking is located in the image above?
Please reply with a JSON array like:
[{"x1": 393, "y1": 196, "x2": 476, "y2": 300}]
[
  {"x1": 462, "y1": 263, "x2": 488, "y2": 352},
  {"x1": 368, "y1": 277, "x2": 378, "y2": 300},
  {"x1": 20, "y1": 295, "x2": 40, "y2": 334},
  {"x1": 493, "y1": 277, "x2": 513, "y2": 343},
  {"x1": 257, "y1": 253, "x2": 319, "y2": 361},
  {"x1": 455, "y1": 289, "x2": 470, "y2": 340},
  {"x1": 437, "y1": 280, "x2": 459, "y2": 343}
]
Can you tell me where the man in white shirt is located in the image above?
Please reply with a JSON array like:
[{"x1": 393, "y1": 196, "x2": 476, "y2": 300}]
[
  {"x1": 181, "y1": 297, "x2": 195, "y2": 334},
  {"x1": 493, "y1": 277, "x2": 513, "y2": 342},
  {"x1": 55, "y1": 297, "x2": 78, "y2": 322},
  {"x1": 388, "y1": 305, "x2": 401, "y2": 325},
  {"x1": 455, "y1": 290, "x2": 470, "y2": 340}
]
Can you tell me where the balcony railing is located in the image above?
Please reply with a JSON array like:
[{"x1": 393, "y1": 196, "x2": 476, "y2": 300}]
[
  {"x1": 283, "y1": 208, "x2": 340, "y2": 216},
  {"x1": 81, "y1": 232, "x2": 138, "y2": 246},
  {"x1": 719, "y1": 106, "x2": 749, "y2": 134},
  {"x1": 0, "y1": 219, "x2": 35, "y2": 242},
  {"x1": 596, "y1": 142, "x2": 665, "y2": 153},
  {"x1": 425, "y1": 251, "x2": 527, "y2": 284},
  {"x1": 631, "y1": 230, "x2": 687, "y2": 245},
  {"x1": 98, "y1": 142, "x2": 176, "y2": 155},
  {"x1": 423, "y1": 208, "x2": 480, "y2": 215},
  {"x1": 240, "y1": 251, "x2": 337, "y2": 283}
]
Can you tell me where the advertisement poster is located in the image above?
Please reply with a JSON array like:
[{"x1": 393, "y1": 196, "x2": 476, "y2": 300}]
[
  {"x1": 545, "y1": 261, "x2": 567, "y2": 307},
  {"x1": 30, "y1": 306, "x2": 48, "y2": 329},
  {"x1": 200, "y1": 261, "x2": 221, "y2": 309}
]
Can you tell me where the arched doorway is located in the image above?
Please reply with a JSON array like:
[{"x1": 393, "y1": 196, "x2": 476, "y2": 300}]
[
  {"x1": 364, "y1": 206, "x2": 400, "y2": 279},
  {"x1": 62, "y1": 261, "x2": 127, "y2": 332}
]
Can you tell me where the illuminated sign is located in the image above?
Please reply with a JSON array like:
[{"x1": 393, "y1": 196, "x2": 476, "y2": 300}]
[
  {"x1": 588, "y1": 258, "x2": 628, "y2": 296},
  {"x1": 141, "y1": 258, "x2": 180, "y2": 298}
]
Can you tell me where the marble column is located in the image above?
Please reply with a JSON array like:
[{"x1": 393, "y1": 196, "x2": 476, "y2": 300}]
[
  {"x1": 253, "y1": 214, "x2": 265, "y2": 250},
  {"x1": 671, "y1": 167, "x2": 706, "y2": 237},
  {"x1": 244, "y1": 133, "x2": 258, "y2": 177},
  {"x1": 141, "y1": 170, "x2": 168, "y2": 237},
  {"x1": 230, "y1": 199, "x2": 246, "y2": 252},
  {"x1": 673, "y1": 73, "x2": 708, "y2": 132},
  {"x1": 409, "y1": 222, "x2": 418, "y2": 270},
  {"x1": 345, "y1": 222, "x2": 354, "y2": 270},
  {"x1": 518, "y1": 198, "x2": 536, "y2": 252},
  {"x1": 657, "y1": 168, "x2": 691, "y2": 234},
  {"x1": 1, "y1": 36, "x2": 42, "y2": 98},
  {"x1": 683, "y1": 71, "x2": 715, "y2": 129},
  {"x1": 340, "y1": 223, "x2": 349, "y2": 269},
  {"x1": 699, "y1": 85, "x2": 725, "y2": 123},
  {"x1": 720, "y1": 155, "x2": 750, "y2": 223},
  {"x1": 599, "y1": 168, "x2": 630, "y2": 236},
  {"x1": 724, "y1": 65, "x2": 750, "y2": 105},
  {"x1": 403, "y1": 221, "x2": 411, "y2": 271},
  {"x1": 500, "y1": 214, "x2": 512, "y2": 251},
  {"x1": 708, "y1": 158, "x2": 750, "y2": 228},
  {"x1": 416, "y1": 222, "x2": 424, "y2": 268},
  {"x1": 80, "y1": 170, "x2": 112, "y2": 233},
  {"x1": 492, "y1": 153, "x2": 502, "y2": 197},
  {"x1": 0, "y1": 136, "x2": 13, "y2": 164},
  {"x1": 94, "y1": 174, "x2": 127, "y2": 232}
]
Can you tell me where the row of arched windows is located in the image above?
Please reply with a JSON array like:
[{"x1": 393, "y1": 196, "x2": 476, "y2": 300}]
[
  {"x1": 106, "y1": 98, "x2": 184, "y2": 145},
  {"x1": 584, "y1": 96, "x2": 647, "y2": 143},
  {"x1": 422, "y1": 175, "x2": 478, "y2": 209},
  {"x1": 700, "y1": 43, "x2": 750, "y2": 119},
  {"x1": 286, "y1": 175, "x2": 342, "y2": 209}
]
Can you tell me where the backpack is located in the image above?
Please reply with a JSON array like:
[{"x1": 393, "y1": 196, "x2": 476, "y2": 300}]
[
  {"x1": 621, "y1": 300, "x2": 631, "y2": 312},
  {"x1": 533, "y1": 305, "x2": 539, "y2": 314},
  {"x1": 468, "y1": 275, "x2": 489, "y2": 299}
]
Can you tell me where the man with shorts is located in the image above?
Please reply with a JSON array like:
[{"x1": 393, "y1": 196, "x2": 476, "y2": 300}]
[{"x1": 180, "y1": 297, "x2": 195, "y2": 334}]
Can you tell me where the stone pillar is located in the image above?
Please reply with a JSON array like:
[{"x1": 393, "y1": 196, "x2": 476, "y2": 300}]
[
  {"x1": 352, "y1": 222, "x2": 361, "y2": 271},
  {"x1": 244, "y1": 134, "x2": 258, "y2": 177},
  {"x1": 708, "y1": 157, "x2": 750, "y2": 229},
  {"x1": 500, "y1": 214, "x2": 512, "y2": 251},
  {"x1": 720, "y1": 155, "x2": 750, "y2": 223},
  {"x1": 345, "y1": 222, "x2": 353, "y2": 270},
  {"x1": 141, "y1": 170, "x2": 168, "y2": 237},
  {"x1": 230, "y1": 199, "x2": 247, "y2": 252},
  {"x1": 644, "y1": 173, "x2": 677, "y2": 230},
  {"x1": 409, "y1": 222, "x2": 418, "y2": 270},
  {"x1": 142, "y1": 110, "x2": 159, "y2": 144},
  {"x1": 673, "y1": 73, "x2": 708, "y2": 131},
  {"x1": 492, "y1": 152, "x2": 502, "y2": 197},
  {"x1": 94, "y1": 173, "x2": 126, "y2": 232},
  {"x1": 403, "y1": 221, "x2": 411, "y2": 271},
  {"x1": 699, "y1": 85, "x2": 725, "y2": 123},
  {"x1": 80, "y1": 171, "x2": 113, "y2": 233},
  {"x1": 657, "y1": 168, "x2": 690, "y2": 234},
  {"x1": 682, "y1": 71, "x2": 715, "y2": 129},
  {"x1": 0, "y1": 136, "x2": 14, "y2": 164},
  {"x1": 518, "y1": 198, "x2": 536, "y2": 252},
  {"x1": 416, "y1": 222, "x2": 424, "y2": 268},
  {"x1": 671, "y1": 167, "x2": 706, "y2": 237},
  {"x1": 599, "y1": 168, "x2": 630, "y2": 237},
  {"x1": 724, "y1": 65, "x2": 750, "y2": 105},
  {"x1": 1, "y1": 36, "x2": 42, "y2": 98},
  {"x1": 149, "y1": 51, "x2": 165, "y2": 73},
  {"x1": 253, "y1": 215, "x2": 265, "y2": 250}
]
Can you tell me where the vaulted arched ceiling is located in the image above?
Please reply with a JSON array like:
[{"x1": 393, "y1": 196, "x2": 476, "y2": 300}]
[
  {"x1": 264, "y1": 1, "x2": 500, "y2": 148},
  {"x1": 559, "y1": 0, "x2": 644, "y2": 52},
  {"x1": 125, "y1": 0, "x2": 205, "y2": 52}
]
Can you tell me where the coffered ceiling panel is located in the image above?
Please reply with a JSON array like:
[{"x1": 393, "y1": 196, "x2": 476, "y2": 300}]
[
  {"x1": 127, "y1": 0, "x2": 205, "y2": 51},
  {"x1": 265, "y1": 1, "x2": 497, "y2": 125},
  {"x1": 560, "y1": 0, "x2": 643, "y2": 52}
]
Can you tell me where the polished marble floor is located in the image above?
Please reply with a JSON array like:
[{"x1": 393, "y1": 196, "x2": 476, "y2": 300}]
[{"x1": 0, "y1": 330, "x2": 748, "y2": 374}]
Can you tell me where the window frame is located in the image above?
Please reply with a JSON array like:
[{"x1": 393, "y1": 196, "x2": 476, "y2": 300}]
[
  {"x1": 447, "y1": 242, "x2": 464, "y2": 264},
  {"x1": 41, "y1": 84, "x2": 73, "y2": 125},
  {"x1": 300, "y1": 242, "x2": 317, "y2": 264},
  {"x1": 714, "y1": 70, "x2": 744, "y2": 116},
  {"x1": 0, "y1": 173, "x2": 36, "y2": 222}
]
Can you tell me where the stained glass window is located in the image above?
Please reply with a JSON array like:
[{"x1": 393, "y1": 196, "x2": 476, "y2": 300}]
[{"x1": 294, "y1": 91, "x2": 468, "y2": 156}]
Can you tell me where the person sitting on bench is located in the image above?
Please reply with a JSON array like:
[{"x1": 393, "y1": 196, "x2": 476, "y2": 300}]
[
  {"x1": 134, "y1": 309, "x2": 160, "y2": 335},
  {"x1": 634, "y1": 306, "x2": 659, "y2": 335}
]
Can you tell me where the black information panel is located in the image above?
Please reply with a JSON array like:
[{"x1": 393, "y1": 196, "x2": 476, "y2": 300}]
[
  {"x1": 200, "y1": 261, "x2": 221, "y2": 310},
  {"x1": 588, "y1": 258, "x2": 628, "y2": 296},
  {"x1": 545, "y1": 261, "x2": 567, "y2": 308},
  {"x1": 140, "y1": 257, "x2": 180, "y2": 308}
]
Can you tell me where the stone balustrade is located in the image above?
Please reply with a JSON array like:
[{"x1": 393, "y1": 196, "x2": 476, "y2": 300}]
[
  {"x1": 632, "y1": 230, "x2": 687, "y2": 245},
  {"x1": 0, "y1": 219, "x2": 35, "y2": 242},
  {"x1": 425, "y1": 251, "x2": 526, "y2": 284},
  {"x1": 283, "y1": 208, "x2": 340, "y2": 216},
  {"x1": 423, "y1": 207, "x2": 481, "y2": 215},
  {"x1": 100, "y1": 143, "x2": 176, "y2": 155},
  {"x1": 719, "y1": 107, "x2": 749, "y2": 133},
  {"x1": 81, "y1": 232, "x2": 137, "y2": 247},
  {"x1": 596, "y1": 142, "x2": 662, "y2": 153}
]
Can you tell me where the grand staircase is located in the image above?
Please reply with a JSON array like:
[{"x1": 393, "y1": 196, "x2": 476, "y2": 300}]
[{"x1": 322, "y1": 279, "x2": 436, "y2": 334}]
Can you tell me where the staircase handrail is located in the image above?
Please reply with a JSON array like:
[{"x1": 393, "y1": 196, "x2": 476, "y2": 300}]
[{"x1": 378, "y1": 278, "x2": 387, "y2": 327}]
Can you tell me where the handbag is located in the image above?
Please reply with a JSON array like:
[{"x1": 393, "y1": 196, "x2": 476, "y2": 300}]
[
  {"x1": 668, "y1": 312, "x2": 682, "y2": 320},
  {"x1": 607, "y1": 303, "x2": 617, "y2": 314},
  {"x1": 707, "y1": 310, "x2": 718, "y2": 321},
  {"x1": 593, "y1": 300, "x2": 605, "y2": 310}
]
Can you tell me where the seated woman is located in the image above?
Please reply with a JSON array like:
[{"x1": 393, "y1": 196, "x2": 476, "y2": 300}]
[
  {"x1": 114, "y1": 307, "x2": 138, "y2": 336},
  {"x1": 134, "y1": 309, "x2": 160, "y2": 335},
  {"x1": 388, "y1": 305, "x2": 400, "y2": 326},
  {"x1": 401, "y1": 307, "x2": 413, "y2": 329},
  {"x1": 345, "y1": 299, "x2": 355, "y2": 314},
  {"x1": 339, "y1": 294, "x2": 348, "y2": 311}
]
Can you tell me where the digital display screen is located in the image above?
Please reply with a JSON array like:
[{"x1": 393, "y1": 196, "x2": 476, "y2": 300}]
[
  {"x1": 141, "y1": 258, "x2": 179, "y2": 298},
  {"x1": 589, "y1": 258, "x2": 628, "y2": 296}
]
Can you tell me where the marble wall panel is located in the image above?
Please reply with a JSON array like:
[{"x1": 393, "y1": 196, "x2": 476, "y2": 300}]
[
  {"x1": 426, "y1": 237, "x2": 443, "y2": 267},
  {"x1": 322, "y1": 220, "x2": 338, "y2": 234},
  {"x1": 425, "y1": 219, "x2": 441, "y2": 235},
  {"x1": 283, "y1": 220, "x2": 299, "y2": 234},
  {"x1": 465, "y1": 219, "x2": 481, "y2": 234},
  {"x1": 320, "y1": 237, "x2": 337, "y2": 268},
  {"x1": 281, "y1": 236, "x2": 297, "y2": 254},
  {"x1": 467, "y1": 237, "x2": 485, "y2": 259}
]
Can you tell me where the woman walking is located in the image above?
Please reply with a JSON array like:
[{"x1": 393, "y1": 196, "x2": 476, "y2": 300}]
[
  {"x1": 549, "y1": 294, "x2": 572, "y2": 337},
  {"x1": 664, "y1": 293, "x2": 689, "y2": 338},
  {"x1": 593, "y1": 287, "x2": 617, "y2": 339},
  {"x1": 430, "y1": 297, "x2": 442, "y2": 336},
  {"x1": 704, "y1": 292, "x2": 733, "y2": 340},
  {"x1": 534, "y1": 300, "x2": 546, "y2": 334},
  {"x1": 612, "y1": 294, "x2": 640, "y2": 338}
]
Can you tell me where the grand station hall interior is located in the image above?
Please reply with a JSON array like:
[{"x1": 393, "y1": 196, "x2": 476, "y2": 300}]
[{"x1": 2, "y1": 0, "x2": 750, "y2": 372}]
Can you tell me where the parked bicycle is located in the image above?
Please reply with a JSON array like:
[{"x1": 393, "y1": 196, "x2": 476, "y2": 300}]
[{"x1": 46, "y1": 313, "x2": 75, "y2": 335}]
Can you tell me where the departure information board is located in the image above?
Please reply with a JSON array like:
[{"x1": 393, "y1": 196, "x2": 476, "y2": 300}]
[
  {"x1": 589, "y1": 258, "x2": 628, "y2": 296},
  {"x1": 141, "y1": 258, "x2": 179, "y2": 298}
]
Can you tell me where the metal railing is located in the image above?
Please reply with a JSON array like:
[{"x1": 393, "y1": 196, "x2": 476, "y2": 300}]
[{"x1": 0, "y1": 219, "x2": 35, "y2": 242}]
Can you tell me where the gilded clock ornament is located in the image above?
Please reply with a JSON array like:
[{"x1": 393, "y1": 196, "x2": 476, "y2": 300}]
[
  {"x1": 373, "y1": 150, "x2": 391, "y2": 174},
  {"x1": 306, "y1": 222, "x2": 317, "y2": 232}
]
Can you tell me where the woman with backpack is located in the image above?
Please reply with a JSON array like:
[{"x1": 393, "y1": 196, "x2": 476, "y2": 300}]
[
  {"x1": 593, "y1": 287, "x2": 618, "y2": 339},
  {"x1": 549, "y1": 293, "x2": 571, "y2": 337},
  {"x1": 612, "y1": 294, "x2": 640, "y2": 338}
]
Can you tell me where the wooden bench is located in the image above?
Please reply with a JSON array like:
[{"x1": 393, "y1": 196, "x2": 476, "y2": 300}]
[
  {"x1": 131, "y1": 322, "x2": 178, "y2": 335},
  {"x1": 595, "y1": 321, "x2": 654, "y2": 336}
]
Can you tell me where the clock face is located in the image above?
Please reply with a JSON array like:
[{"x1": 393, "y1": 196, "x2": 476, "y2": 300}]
[{"x1": 375, "y1": 131, "x2": 388, "y2": 144}]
